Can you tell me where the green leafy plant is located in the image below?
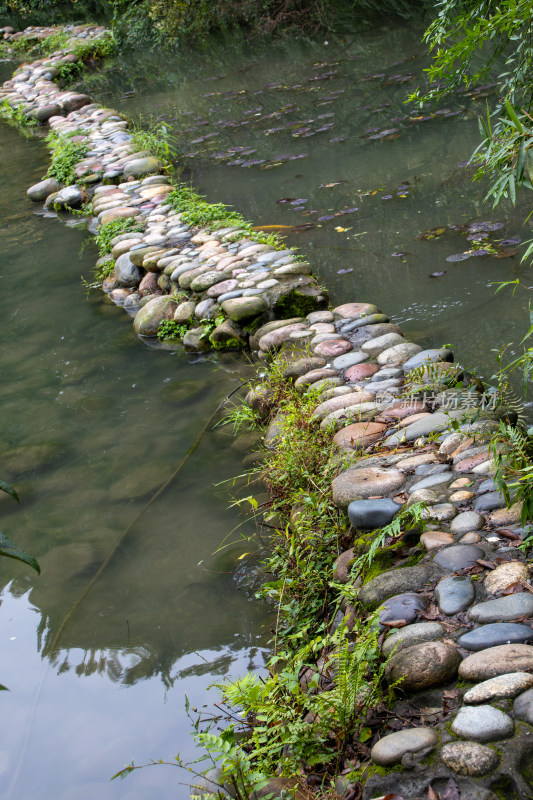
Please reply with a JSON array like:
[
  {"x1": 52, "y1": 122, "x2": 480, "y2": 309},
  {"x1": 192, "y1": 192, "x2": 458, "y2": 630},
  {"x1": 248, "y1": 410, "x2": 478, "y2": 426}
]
[
  {"x1": 46, "y1": 131, "x2": 89, "y2": 185},
  {"x1": 0, "y1": 99, "x2": 37, "y2": 134},
  {"x1": 93, "y1": 217, "x2": 144, "y2": 257},
  {"x1": 157, "y1": 319, "x2": 189, "y2": 342},
  {"x1": 0, "y1": 479, "x2": 40, "y2": 574},
  {"x1": 130, "y1": 120, "x2": 178, "y2": 173}
]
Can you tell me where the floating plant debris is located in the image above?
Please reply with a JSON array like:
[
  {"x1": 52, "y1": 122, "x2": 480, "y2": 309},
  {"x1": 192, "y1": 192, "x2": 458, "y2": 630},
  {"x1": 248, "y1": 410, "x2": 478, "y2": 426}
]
[
  {"x1": 430, "y1": 271, "x2": 447, "y2": 277},
  {"x1": 337, "y1": 267, "x2": 353, "y2": 273}
]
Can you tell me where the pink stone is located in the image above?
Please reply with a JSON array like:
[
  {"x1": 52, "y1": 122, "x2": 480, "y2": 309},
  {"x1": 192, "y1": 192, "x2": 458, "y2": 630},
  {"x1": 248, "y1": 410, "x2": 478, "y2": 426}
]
[
  {"x1": 139, "y1": 272, "x2": 160, "y2": 296},
  {"x1": 332, "y1": 421, "x2": 387, "y2": 450},
  {"x1": 333, "y1": 302, "x2": 378, "y2": 319},
  {"x1": 345, "y1": 363, "x2": 379, "y2": 382},
  {"x1": 455, "y1": 453, "x2": 490, "y2": 473},
  {"x1": 314, "y1": 339, "x2": 352, "y2": 358},
  {"x1": 207, "y1": 279, "x2": 239, "y2": 298}
]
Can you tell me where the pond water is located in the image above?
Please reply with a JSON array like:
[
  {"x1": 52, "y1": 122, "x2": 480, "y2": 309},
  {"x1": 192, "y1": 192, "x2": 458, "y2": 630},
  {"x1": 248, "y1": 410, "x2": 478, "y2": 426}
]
[
  {"x1": 0, "y1": 115, "x2": 269, "y2": 799},
  {"x1": 2, "y1": 17, "x2": 533, "y2": 800},
  {"x1": 87, "y1": 23, "x2": 533, "y2": 386}
]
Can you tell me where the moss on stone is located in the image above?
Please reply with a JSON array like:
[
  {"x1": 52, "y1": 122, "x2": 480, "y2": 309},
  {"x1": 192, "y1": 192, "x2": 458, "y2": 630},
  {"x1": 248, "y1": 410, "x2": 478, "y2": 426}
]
[{"x1": 274, "y1": 288, "x2": 320, "y2": 318}]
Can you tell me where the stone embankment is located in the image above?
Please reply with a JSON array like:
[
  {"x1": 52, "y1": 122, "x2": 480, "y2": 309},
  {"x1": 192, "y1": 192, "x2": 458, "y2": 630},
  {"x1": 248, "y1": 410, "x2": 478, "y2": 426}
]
[
  {"x1": 246, "y1": 305, "x2": 533, "y2": 800},
  {"x1": 1, "y1": 23, "x2": 533, "y2": 800}
]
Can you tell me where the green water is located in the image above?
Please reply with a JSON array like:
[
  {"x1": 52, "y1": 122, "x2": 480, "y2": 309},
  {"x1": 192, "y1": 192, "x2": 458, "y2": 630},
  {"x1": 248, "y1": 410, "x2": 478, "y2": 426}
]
[
  {"x1": 0, "y1": 120, "x2": 269, "y2": 798},
  {"x1": 88, "y1": 24, "x2": 533, "y2": 386}
]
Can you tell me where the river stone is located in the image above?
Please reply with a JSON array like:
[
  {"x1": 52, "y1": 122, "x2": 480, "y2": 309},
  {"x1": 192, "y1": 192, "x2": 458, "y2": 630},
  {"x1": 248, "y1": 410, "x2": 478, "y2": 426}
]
[
  {"x1": 312, "y1": 390, "x2": 374, "y2": 419},
  {"x1": 332, "y1": 351, "x2": 368, "y2": 370},
  {"x1": 450, "y1": 511, "x2": 485, "y2": 534},
  {"x1": 258, "y1": 323, "x2": 308, "y2": 350},
  {"x1": 402, "y1": 347, "x2": 454, "y2": 372},
  {"x1": 408, "y1": 471, "x2": 453, "y2": 494},
  {"x1": 433, "y1": 544, "x2": 484, "y2": 571},
  {"x1": 382, "y1": 622, "x2": 445, "y2": 657},
  {"x1": 487, "y1": 502, "x2": 523, "y2": 526},
  {"x1": 440, "y1": 742, "x2": 499, "y2": 777},
  {"x1": 458, "y1": 622, "x2": 533, "y2": 651},
  {"x1": 314, "y1": 339, "x2": 352, "y2": 358},
  {"x1": 332, "y1": 467, "x2": 406, "y2": 508},
  {"x1": 378, "y1": 402, "x2": 429, "y2": 422},
  {"x1": 210, "y1": 319, "x2": 247, "y2": 348},
  {"x1": 333, "y1": 421, "x2": 386, "y2": 450},
  {"x1": 513, "y1": 687, "x2": 533, "y2": 723},
  {"x1": 123, "y1": 156, "x2": 162, "y2": 178},
  {"x1": 484, "y1": 561, "x2": 530, "y2": 594},
  {"x1": 334, "y1": 302, "x2": 379, "y2": 319},
  {"x1": 464, "y1": 673, "x2": 533, "y2": 704},
  {"x1": 347, "y1": 498, "x2": 402, "y2": 531},
  {"x1": 190, "y1": 270, "x2": 226, "y2": 292},
  {"x1": 473, "y1": 491, "x2": 506, "y2": 512},
  {"x1": 421, "y1": 503, "x2": 458, "y2": 522},
  {"x1": 451, "y1": 704, "x2": 514, "y2": 742},
  {"x1": 383, "y1": 410, "x2": 467, "y2": 446},
  {"x1": 100, "y1": 206, "x2": 140, "y2": 226},
  {"x1": 31, "y1": 102, "x2": 60, "y2": 122},
  {"x1": 370, "y1": 727, "x2": 437, "y2": 766},
  {"x1": 359, "y1": 563, "x2": 435, "y2": 610},
  {"x1": 459, "y1": 644, "x2": 533, "y2": 680},
  {"x1": 54, "y1": 185, "x2": 83, "y2": 209},
  {"x1": 345, "y1": 363, "x2": 379, "y2": 381},
  {"x1": 132, "y1": 296, "x2": 177, "y2": 336},
  {"x1": 222, "y1": 296, "x2": 267, "y2": 322},
  {"x1": 386, "y1": 641, "x2": 461, "y2": 691},
  {"x1": 361, "y1": 332, "x2": 406, "y2": 356},
  {"x1": 284, "y1": 357, "x2": 326, "y2": 379},
  {"x1": 182, "y1": 326, "x2": 210, "y2": 351},
  {"x1": 377, "y1": 342, "x2": 422, "y2": 365},
  {"x1": 27, "y1": 176, "x2": 61, "y2": 201},
  {"x1": 469, "y1": 594, "x2": 533, "y2": 623},
  {"x1": 114, "y1": 252, "x2": 144, "y2": 287},
  {"x1": 454, "y1": 452, "x2": 491, "y2": 473},
  {"x1": 333, "y1": 548, "x2": 355, "y2": 583},
  {"x1": 342, "y1": 313, "x2": 390, "y2": 330},
  {"x1": 435, "y1": 576, "x2": 475, "y2": 615},
  {"x1": 378, "y1": 592, "x2": 428, "y2": 627},
  {"x1": 397, "y1": 452, "x2": 439, "y2": 469},
  {"x1": 295, "y1": 368, "x2": 337, "y2": 390},
  {"x1": 420, "y1": 531, "x2": 454, "y2": 551}
]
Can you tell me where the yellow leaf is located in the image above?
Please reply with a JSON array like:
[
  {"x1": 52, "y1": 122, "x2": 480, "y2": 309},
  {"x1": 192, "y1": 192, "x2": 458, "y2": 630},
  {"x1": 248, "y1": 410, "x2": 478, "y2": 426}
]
[{"x1": 237, "y1": 552, "x2": 250, "y2": 560}]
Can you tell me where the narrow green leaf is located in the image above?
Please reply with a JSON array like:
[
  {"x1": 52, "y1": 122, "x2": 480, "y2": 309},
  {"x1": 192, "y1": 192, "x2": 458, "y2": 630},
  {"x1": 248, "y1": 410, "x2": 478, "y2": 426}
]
[
  {"x1": 0, "y1": 480, "x2": 19, "y2": 503},
  {"x1": 505, "y1": 99, "x2": 524, "y2": 133},
  {"x1": 0, "y1": 533, "x2": 40, "y2": 573}
]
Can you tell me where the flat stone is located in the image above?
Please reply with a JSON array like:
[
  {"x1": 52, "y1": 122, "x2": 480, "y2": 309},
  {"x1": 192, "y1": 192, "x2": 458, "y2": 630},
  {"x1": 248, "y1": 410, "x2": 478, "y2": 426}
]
[
  {"x1": 454, "y1": 453, "x2": 490, "y2": 473},
  {"x1": 450, "y1": 511, "x2": 485, "y2": 535},
  {"x1": 440, "y1": 742, "x2": 499, "y2": 776},
  {"x1": 359, "y1": 564, "x2": 435, "y2": 610},
  {"x1": 133, "y1": 296, "x2": 177, "y2": 336},
  {"x1": 258, "y1": 323, "x2": 308, "y2": 351},
  {"x1": 27, "y1": 176, "x2": 61, "y2": 201},
  {"x1": 464, "y1": 672, "x2": 533, "y2": 704},
  {"x1": 484, "y1": 561, "x2": 530, "y2": 594},
  {"x1": 402, "y1": 348, "x2": 454, "y2": 372},
  {"x1": 312, "y1": 390, "x2": 374, "y2": 420},
  {"x1": 386, "y1": 641, "x2": 461, "y2": 691},
  {"x1": 378, "y1": 402, "x2": 429, "y2": 422},
  {"x1": 488, "y1": 502, "x2": 523, "y2": 526},
  {"x1": 348, "y1": 498, "x2": 403, "y2": 532},
  {"x1": 332, "y1": 467, "x2": 406, "y2": 508},
  {"x1": 435, "y1": 576, "x2": 475, "y2": 615},
  {"x1": 378, "y1": 593, "x2": 428, "y2": 628},
  {"x1": 332, "y1": 422, "x2": 386, "y2": 450},
  {"x1": 469, "y1": 594, "x2": 533, "y2": 623},
  {"x1": 361, "y1": 332, "x2": 406, "y2": 356},
  {"x1": 332, "y1": 351, "x2": 368, "y2": 370},
  {"x1": 433, "y1": 544, "x2": 484, "y2": 571},
  {"x1": 513, "y1": 687, "x2": 533, "y2": 723},
  {"x1": 377, "y1": 342, "x2": 422, "y2": 365},
  {"x1": 414, "y1": 463, "x2": 451, "y2": 476},
  {"x1": 396, "y1": 452, "x2": 438, "y2": 469},
  {"x1": 384, "y1": 411, "x2": 467, "y2": 446},
  {"x1": 451, "y1": 705, "x2": 514, "y2": 742},
  {"x1": 408, "y1": 472, "x2": 453, "y2": 494},
  {"x1": 371, "y1": 727, "x2": 437, "y2": 766},
  {"x1": 460, "y1": 532, "x2": 482, "y2": 544},
  {"x1": 123, "y1": 156, "x2": 162, "y2": 178},
  {"x1": 474, "y1": 491, "x2": 506, "y2": 512},
  {"x1": 459, "y1": 644, "x2": 533, "y2": 680},
  {"x1": 314, "y1": 339, "x2": 352, "y2": 358},
  {"x1": 382, "y1": 622, "x2": 445, "y2": 657},
  {"x1": 421, "y1": 503, "x2": 458, "y2": 522},
  {"x1": 333, "y1": 302, "x2": 379, "y2": 319},
  {"x1": 449, "y1": 490, "x2": 475, "y2": 502},
  {"x1": 222, "y1": 296, "x2": 267, "y2": 322},
  {"x1": 458, "y1": 622, "x2": 533, "y2": 651},
  {"x1": 345, "y1": 363, "x2": 379, "y2": 381},
  {"x1": 284, "y1": 357, "x2": 327, "y2": 379},
  {"x1": 420, "y1": 531, "x2": 455, "y2": 551}
]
